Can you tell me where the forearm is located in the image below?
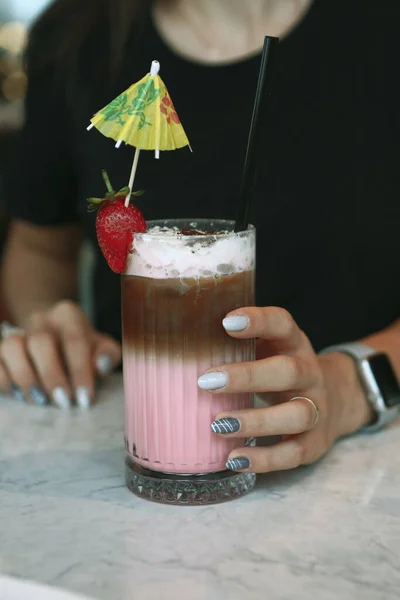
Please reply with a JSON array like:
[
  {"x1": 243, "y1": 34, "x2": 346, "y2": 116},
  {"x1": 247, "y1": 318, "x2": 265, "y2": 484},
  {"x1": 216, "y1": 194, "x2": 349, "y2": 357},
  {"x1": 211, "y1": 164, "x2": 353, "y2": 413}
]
[
  {"x1": 320, "y1": 351, "x2": 374, "y2": 437},
  {"x1": 2, "y1": 223, "x2": 82, "y2": 326},
  {"x1": 3, "y1": 251, "x2": 78, "y2": 326},
  {"x1": 319, "y1": 319, "x2": 400, "y2": 437}
]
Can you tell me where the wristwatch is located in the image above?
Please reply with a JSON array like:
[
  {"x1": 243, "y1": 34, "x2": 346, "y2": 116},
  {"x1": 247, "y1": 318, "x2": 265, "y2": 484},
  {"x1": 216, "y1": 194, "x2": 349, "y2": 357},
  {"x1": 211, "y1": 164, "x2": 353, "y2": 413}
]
[{"x1": 320, "y1": 342, "x2": 400, "y2": 432}]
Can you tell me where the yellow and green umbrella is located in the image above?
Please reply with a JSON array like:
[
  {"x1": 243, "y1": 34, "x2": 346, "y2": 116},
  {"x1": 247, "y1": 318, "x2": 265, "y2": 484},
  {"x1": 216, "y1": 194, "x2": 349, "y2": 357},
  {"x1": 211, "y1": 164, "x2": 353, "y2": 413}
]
[{"x1": 87, "y1": 61, "x2": 190, "y2": 206}]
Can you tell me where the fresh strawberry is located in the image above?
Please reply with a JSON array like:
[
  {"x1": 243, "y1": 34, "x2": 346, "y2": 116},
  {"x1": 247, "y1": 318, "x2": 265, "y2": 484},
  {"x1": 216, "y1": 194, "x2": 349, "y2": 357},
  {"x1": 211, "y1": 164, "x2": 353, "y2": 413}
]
[{"x1": 88, "y1": 170, "x2": 146, "y2": 273}]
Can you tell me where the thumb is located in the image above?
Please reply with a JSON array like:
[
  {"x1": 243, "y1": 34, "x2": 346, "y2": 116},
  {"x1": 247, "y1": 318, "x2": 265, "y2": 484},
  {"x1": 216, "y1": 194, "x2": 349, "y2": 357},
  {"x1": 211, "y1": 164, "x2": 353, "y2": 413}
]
[{"x1": 92, "y1": 333, "x2": 122, "y2": 376}]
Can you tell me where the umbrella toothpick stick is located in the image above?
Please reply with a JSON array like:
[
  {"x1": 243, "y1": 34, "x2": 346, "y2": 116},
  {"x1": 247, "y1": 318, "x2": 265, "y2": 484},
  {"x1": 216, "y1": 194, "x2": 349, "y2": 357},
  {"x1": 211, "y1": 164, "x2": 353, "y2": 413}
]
[{"x1": 125, "y1": 148, "x2": 141, "y2": 207}]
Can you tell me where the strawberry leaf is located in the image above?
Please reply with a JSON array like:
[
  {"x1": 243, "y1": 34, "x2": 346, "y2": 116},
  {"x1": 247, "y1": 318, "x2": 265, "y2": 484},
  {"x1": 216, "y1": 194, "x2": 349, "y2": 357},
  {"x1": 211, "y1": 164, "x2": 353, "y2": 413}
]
[
  {"x1": 117, "y1": 186, "x2": 130, "y2": 196},
  {"x1": 133, "y1": 189, "x2": 145, "y2": 197}
]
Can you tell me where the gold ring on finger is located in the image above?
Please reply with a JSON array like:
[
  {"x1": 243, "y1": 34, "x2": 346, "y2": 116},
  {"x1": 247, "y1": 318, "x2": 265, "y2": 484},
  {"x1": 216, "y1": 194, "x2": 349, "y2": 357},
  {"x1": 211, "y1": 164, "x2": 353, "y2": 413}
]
[{"x1": 289, "y1": 395, "x2": 319, "y2": 429}]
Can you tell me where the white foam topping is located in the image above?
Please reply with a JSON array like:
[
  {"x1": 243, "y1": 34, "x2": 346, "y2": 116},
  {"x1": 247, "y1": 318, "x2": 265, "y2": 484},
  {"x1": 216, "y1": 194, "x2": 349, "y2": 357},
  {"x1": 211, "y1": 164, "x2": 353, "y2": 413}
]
[{"x1": 126, "y1": 226, "x2": 255, "y2": 279}]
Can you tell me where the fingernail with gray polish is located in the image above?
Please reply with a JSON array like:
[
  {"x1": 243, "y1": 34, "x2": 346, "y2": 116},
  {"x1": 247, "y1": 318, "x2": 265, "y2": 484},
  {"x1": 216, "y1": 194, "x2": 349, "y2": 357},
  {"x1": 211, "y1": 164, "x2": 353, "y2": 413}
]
[
  {"x1": 211, "y1": 418, "x2": 241, "y2": 434},
  {"x1": 11, "y1": 385, "x2": 28, "y2": 403},
  {"x1": 76, "y1": 387, "x2": 91, "y2": 410},
  {"x1": 222, "y1": 316, "x2": 249, "y2": 331},
  {"x1": 96, "y1": 354, "x2": 113, "y2": 376},
  {"x1": 30, "y1": 386, "x2": 49, "y2": 407},
  {"x1": 226, "y1": 457, "x2": 251, "y2": 471},
  {"x1": 52, "y1": 387, "x2": 71, "y2": 409},
  {"x1": 198, "y1": 372, "x2": 228, "y2": 390}
]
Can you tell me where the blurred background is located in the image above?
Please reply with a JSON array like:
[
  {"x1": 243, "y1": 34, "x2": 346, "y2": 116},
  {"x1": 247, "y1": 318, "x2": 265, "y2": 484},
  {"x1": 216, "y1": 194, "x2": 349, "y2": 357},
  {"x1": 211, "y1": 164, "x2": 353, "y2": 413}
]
[
  {"x1": 0, "y1": 0, "x2": 50, "y2": 142},
  {"x1": 0, "y1": 1, "x2": 51, "y2": 319}
]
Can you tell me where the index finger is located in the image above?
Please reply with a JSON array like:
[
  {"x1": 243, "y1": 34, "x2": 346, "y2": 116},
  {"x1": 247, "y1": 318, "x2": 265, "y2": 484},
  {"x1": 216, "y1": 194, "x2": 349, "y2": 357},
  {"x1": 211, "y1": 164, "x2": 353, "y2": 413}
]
[
  {"x1": 49, "y1": 302, "x2": 95, "y2": 408},
  {"x1": 222, "y1": 307, "x2": 309, "y2": 354}
]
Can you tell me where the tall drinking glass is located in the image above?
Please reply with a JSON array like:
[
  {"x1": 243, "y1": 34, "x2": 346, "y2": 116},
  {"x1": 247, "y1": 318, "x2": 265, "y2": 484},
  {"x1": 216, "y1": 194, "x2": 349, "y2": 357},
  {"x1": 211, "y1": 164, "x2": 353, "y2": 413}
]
[{"x1": 122, "y1": 219, "x2": 256, "y2": 505}]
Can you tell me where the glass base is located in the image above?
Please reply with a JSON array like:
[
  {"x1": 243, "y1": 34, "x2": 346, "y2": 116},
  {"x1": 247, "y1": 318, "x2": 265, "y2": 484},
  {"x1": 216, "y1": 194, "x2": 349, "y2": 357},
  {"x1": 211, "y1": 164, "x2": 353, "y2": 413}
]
[{"x1": 125, "y1": 456, "x2": 256, "y2": 506}]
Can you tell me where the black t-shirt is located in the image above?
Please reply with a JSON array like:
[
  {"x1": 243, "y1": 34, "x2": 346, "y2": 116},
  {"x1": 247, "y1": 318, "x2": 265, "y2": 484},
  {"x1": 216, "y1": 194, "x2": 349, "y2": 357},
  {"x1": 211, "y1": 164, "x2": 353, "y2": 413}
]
[{"x1": 5, "y1": 0, "x2": 400, "y2": 350}]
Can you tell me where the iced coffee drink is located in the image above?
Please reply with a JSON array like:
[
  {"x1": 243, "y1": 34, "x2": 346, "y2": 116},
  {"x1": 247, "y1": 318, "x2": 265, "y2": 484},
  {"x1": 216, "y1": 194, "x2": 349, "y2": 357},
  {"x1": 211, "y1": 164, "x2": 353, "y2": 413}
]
[{"x1": 122, "y1": 219, "x2": 256, "y2": 504}]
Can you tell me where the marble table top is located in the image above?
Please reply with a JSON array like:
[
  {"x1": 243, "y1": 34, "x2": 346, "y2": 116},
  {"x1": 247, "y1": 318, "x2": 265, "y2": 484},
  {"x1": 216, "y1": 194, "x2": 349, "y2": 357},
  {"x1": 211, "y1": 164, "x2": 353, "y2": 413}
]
[{"x1": 1, "y1": 375, "x2": 400, "y2": 600}]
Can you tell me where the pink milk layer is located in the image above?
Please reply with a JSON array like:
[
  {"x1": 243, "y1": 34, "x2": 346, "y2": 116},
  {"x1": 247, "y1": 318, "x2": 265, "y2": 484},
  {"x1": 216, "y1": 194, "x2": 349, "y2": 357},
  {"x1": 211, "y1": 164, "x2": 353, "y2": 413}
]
[{"x1": 123, "y1": 355, "x2": 253, "y2": 474}]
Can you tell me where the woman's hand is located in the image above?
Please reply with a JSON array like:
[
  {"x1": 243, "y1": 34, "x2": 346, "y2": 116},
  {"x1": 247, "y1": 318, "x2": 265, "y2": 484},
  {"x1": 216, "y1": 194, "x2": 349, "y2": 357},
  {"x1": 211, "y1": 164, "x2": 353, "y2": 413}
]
[
  {"x1": 198, "y1": 307, "x2": 374, "y2": 473},
  {"x1": 0, "y1": 300, "x2": 121, "y2": 408}
]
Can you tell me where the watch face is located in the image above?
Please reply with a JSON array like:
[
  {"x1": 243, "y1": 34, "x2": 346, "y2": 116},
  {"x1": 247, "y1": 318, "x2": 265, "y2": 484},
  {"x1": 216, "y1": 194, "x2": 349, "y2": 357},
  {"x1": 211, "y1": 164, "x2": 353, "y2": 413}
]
[{"x1": 368, "y1": 353, "x2": 400, "y2": 408}]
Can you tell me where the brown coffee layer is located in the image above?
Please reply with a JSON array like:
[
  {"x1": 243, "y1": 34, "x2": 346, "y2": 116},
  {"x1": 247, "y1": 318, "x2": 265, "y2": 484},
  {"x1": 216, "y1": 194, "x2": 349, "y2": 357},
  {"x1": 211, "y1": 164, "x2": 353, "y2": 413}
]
[{"x1": 122, "y1": 270, "x2": 254, "y2": 359}]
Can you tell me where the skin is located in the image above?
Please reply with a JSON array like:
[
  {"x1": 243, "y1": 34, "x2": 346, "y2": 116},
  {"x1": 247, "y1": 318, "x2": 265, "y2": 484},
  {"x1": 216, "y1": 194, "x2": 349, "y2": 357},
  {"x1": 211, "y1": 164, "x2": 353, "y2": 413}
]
[
  {"x1": 1, "y1": 222, "x2": 121, "y2": 406},
  {"x1": 154, "y1": 0, "x2": 313, "y2": 63},
  {"x1": 202, "y1": 307, "x2": 382, "y2": 473}
]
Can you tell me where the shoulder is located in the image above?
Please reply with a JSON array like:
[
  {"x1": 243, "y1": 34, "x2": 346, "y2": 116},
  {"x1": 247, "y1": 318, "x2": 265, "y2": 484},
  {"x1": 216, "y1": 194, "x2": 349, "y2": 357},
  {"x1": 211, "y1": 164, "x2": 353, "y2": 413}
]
[
  {"x1": 26, "y1": 0, "x2": 107, "y2": 78},
  {"x1": 354, "y1": 0, "x2": 399, "y2": 77},
  {"x1": 23, "y1": 0, "x2": 115, "y2": 119},
  {"x1": 346, "y1": 0, "x2": 399, "y2": 38},
  {"x1": 316, "y1": 0, "x2": 399, "y2": 32},
  {"x1": 25, "y1": 0, "x2": 148, "y2": 110},
  {"x1": 313, "y1": 0, "x2": 399, "y2": 72}
]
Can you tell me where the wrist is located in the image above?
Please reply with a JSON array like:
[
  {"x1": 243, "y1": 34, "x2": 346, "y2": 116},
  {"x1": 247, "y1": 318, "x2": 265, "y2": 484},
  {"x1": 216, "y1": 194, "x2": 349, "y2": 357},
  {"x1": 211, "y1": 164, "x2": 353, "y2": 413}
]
[{"x1": 319, "y1": 352, "x2": 375, "y2": 437}]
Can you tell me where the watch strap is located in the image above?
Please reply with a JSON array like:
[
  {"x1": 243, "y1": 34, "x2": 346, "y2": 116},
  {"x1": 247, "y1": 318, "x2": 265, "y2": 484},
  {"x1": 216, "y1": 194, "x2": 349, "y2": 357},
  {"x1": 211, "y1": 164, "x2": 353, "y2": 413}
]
[
  {"x1": 319, "y1": 342, "x2": 376, "y2": 361},
  {"x1": 320, "y1": 342, "x2": 400, "y2": 432}
]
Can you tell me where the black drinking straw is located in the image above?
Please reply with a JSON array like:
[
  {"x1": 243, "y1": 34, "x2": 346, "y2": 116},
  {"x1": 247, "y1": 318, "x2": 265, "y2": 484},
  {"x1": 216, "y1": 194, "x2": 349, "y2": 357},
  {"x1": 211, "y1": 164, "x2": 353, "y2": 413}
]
[{"x1": 234, "y1": 36, "x2": 279, "y2": 232}]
